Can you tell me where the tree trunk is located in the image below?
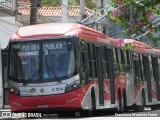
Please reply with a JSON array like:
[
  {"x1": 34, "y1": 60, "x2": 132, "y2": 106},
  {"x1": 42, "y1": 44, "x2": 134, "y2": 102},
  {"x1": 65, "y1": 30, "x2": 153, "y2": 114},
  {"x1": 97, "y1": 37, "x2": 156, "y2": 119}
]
[{"x1": 30, "y1": 0, "x2": 38, "y2": 25}]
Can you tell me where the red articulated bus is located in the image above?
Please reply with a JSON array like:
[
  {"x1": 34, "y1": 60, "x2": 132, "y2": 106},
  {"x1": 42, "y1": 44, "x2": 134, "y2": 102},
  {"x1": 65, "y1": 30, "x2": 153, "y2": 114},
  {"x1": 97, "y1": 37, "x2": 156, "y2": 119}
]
[{"x1": 8, "y1": 23, "x2": 160, "y2": 115}]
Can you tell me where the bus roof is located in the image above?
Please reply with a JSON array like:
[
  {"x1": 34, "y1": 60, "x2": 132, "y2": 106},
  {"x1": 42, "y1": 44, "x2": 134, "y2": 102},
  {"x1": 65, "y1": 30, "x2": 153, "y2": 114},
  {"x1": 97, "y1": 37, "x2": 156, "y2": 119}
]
[
  {"x1": 9, "y1": 23, "x2": 160, "y2": 56},
  {"x1": 10, "y1": 23, "x2": 106, "y2": 40}
]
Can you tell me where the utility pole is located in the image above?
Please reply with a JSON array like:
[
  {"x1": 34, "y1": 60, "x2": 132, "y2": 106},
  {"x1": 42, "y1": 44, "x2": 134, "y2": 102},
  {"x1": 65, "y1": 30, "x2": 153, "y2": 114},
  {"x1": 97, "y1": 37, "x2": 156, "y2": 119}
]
[
  {"x1": 12, "y1": 0, "x2": 16, "y2": 15},
  {"x1": 97, "y1": 0, "x2": 107, "y2": 34},
  {"x1": 102, "y1": 0, "x2": 109, "y2": 36},
  {"x1": 61, "y1": 0, "x2": 68, "y2": 22},
  {"x1": 129, "y1": 4, "x2": 134, "y2": 37},
  {"x1": 30, "y1": 0, "x2": 38, "y2": 25},
  {"x1": 80, "y1": 0, "x2": 86, "y2": 20}
]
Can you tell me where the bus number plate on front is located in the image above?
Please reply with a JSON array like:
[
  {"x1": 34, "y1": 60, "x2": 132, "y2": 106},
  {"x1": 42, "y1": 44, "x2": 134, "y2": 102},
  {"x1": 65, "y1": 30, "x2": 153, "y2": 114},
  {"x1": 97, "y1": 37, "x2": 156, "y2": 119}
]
[{"x1": 37, "y1": 105, "x2": 48, "y2": 108}]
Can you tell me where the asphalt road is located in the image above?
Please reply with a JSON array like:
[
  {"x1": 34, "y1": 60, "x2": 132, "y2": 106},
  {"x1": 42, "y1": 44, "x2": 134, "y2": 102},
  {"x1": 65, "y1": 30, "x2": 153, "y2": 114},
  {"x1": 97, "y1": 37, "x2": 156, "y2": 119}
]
[
  {"x1": 42, "y1": 107, "x2": 160, "y2": 119},
  {"x1": 0, "y1": 107, "x2": 160, "y2": 119}
]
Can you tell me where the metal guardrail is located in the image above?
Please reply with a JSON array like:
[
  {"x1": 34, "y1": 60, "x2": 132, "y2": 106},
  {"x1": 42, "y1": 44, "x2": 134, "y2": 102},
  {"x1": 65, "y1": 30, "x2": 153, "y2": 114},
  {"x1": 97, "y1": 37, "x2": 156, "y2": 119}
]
[{"x1": 0, "y1": 0, "x2": 16, "y2": 15}]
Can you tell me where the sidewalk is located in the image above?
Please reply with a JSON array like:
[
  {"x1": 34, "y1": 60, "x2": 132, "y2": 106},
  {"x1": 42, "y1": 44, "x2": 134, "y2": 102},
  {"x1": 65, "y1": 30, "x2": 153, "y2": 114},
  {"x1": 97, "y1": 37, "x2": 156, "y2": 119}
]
[
  {"x1": 0, "y1": 109, "x2": 11, "y2": 119},
  {"x1": 0, "y1": 109, "x2": 10, "y2": 111}
]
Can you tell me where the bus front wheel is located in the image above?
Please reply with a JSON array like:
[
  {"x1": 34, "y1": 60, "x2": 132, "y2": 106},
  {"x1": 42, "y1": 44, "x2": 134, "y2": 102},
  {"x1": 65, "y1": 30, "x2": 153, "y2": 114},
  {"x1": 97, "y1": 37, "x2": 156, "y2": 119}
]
[
  {"x1": 117, "y1": 90, "x2": 124, "y2": 112},
  {"x1": 135, "y1": 92, "x2": 145, "y2": 112},
  {"x1": 81, "y1": 91, "x2": 96, "y2": 117}
]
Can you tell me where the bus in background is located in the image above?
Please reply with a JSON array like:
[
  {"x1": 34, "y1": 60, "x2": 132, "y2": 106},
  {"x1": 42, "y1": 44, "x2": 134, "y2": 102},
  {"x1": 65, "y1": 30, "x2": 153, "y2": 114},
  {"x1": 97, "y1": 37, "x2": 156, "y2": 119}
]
[
  {"x1": 0, "y1": 40, "x2": 9, "y2": 109},
  {"x1": 8, "y1": 23, "x2": 160, "y2": 115}
]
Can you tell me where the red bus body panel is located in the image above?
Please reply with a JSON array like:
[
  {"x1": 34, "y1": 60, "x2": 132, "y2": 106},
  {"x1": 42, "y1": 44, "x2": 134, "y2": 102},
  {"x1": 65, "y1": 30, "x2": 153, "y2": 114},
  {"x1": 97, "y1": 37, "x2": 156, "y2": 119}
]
[{"x1": 9, "y1": 88, "x2": 82, "y2": 111}]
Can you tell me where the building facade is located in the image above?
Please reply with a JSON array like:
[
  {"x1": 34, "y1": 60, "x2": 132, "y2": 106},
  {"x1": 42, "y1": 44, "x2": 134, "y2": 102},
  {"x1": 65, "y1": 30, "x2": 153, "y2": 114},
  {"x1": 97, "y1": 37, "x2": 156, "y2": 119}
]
[{"x1": 0, "y1": 0, "x2": 22, "y2": 109}]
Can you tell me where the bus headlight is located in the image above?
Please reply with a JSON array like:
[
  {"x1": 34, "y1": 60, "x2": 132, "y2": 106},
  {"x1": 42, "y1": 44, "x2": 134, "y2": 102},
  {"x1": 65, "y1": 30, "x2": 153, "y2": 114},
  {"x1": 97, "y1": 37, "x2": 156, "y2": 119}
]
[
  {"x1": 9, "y1": 86, "x2": 20, "y2": 96},
  {"x1": 65, "y1": 80, "x2": 80, "y2": 92}
]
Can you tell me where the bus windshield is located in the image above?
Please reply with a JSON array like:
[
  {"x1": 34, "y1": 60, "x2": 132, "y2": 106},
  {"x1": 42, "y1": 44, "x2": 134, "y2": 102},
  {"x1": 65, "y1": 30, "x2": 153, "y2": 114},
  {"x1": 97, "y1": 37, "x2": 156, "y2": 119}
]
[{"x1": 9, "y1": 39, "x2": 76, "y2": 83}]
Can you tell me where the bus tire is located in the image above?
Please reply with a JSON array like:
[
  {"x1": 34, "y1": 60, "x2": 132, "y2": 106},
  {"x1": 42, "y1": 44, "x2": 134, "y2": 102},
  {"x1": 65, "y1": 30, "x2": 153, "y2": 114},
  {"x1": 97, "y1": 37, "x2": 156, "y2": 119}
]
[
  {"x1": 81, "y1": 90, "x2": 96, "y2": 117},
  {"x1": 117, "y1": 90, "x2": 123, "y2": 112},
  {"x1": 88, "y1": 90, "x2": 96, "y2": 116},
  {"x1": 151, "y1": 105, "x2": 158, "y2": 110},
  {"x1": 58, "y1": 112, "x2": 75, "y2": 117},
  {"x1": 123, "y1": 91, "x2": 128, "y2": 112},
  {"x1": 90, "y1": 91, "x2": 96, "y2": 115},
  {"x1": 135, "y1": 91, "x2": 145, "y2": 112}
]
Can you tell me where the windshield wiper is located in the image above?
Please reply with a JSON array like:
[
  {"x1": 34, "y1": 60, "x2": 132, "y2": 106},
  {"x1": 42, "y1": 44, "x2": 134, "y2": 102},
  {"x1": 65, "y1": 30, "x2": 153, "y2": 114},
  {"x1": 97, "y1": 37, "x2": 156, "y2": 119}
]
[
  {"x1": 22, "y1": 55, "x2": 42, "y2": 86},
  {"x1": 44, "y1": 56, "x2": 61, "y2": 82},
  {"x1": 22, "y1": 66, "x2": 41, "y2": 86}
]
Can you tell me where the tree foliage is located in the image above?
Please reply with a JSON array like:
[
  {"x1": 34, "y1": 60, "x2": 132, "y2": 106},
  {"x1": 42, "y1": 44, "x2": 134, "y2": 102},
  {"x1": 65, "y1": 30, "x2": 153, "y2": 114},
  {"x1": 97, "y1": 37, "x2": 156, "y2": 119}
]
[
  {"x1": 40, "y1": 0, "x2": 97, "y2": 8},
  {"x1": 109, "y1": 0, "x2": 160, "y2": 46},
  {"x1": 40, "y1": 0, "x2": 61, "y2": 7}
]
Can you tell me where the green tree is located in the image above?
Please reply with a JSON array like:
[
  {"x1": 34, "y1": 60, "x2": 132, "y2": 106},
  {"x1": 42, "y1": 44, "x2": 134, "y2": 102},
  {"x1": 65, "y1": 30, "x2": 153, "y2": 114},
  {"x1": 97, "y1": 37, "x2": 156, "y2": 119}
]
[
  {"x1": 108, "y1": 0, "x2": 160, "y2": 46},
  {"x1": 41, "y1": 0, "x2": 98, "y2": 9},
  {"x1": 41, "y1": 0, "x2": 61, "y2": 7}
]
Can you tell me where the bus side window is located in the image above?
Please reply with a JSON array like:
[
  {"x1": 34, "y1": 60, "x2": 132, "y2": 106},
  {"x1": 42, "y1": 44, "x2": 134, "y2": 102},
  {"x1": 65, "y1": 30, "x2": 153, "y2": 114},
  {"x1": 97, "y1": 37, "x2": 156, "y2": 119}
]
[
  {"x1": 133, "y1": 60, "x2": 139, "y2": 86},
  {"x1": 142, "y1": 55, "x2": 148, "y2": 82},
  {"x1": 115, "y1": 48, "x2": 121, "y2": 72},
  {"x1": 105, "y1": 47, "x2": 110, "y2": 79},
  {"x1": 151, "y1": 56, "x2": 158, "y2": 82},
  {"x1": 148, "y1": 55, "x2": 154, "y2": 81},
  {"x1": 80, "y1": 41, "x2": 88, "y2": 65},
  {"x1": 138, "y1": 54, "x2": 144, "y2": 82},
  {"x1": 126, "y1": 51, "x2": 130, "y2": 65},
  {"x1": 158, "y1": 57, "x2": 160, "y2": 80},
  {"x1": 142, "y1": 55, "x2": 146, "y2": 81},
  {"x1": 92, "y1": 44, "x2": 97, "y2": 78},
  {"x1": 87, "y1": 43, "x2": 92, "y2": 78},
  {"x1": 88, "y1": 43, "x2": 96, "y2": 78},
  {"x1": 79, "y1": 41, "x2": 89, "y2": 83},
  {"x1": 120, "y1": 49, "x2": 125, "y2": 64},
  {"x1": 112, "y1": 48, "x2": 119, "y2": 75},
  {"x1": 118, "y1": 49, "x2": 124, "y2": 71},
  {"x1": 123, "y1": 51, "x2": 130, "y2": 72},
  {"x1": 133, "y1": 54, "x2": 141, "y2": 86},
  {"x1": 101, "y1": 46, "x2": 109, "y2": 79}
]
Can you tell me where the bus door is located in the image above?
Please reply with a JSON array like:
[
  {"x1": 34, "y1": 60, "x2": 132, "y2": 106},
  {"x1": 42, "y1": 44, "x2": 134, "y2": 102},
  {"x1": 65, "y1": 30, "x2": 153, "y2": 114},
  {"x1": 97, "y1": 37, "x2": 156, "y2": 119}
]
[
  {"x1": 95, "y1": 46, "x2": 104, "y2": 106},
  {"x1": 151, "y1": 56, "x2": 160, "y2": 101},
  {"x1": 2, "y1": 50, "x2": 10, "y2": 108},
  {"x1": 142, "y1": 55, "x2": 152, "y2": 102}
]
